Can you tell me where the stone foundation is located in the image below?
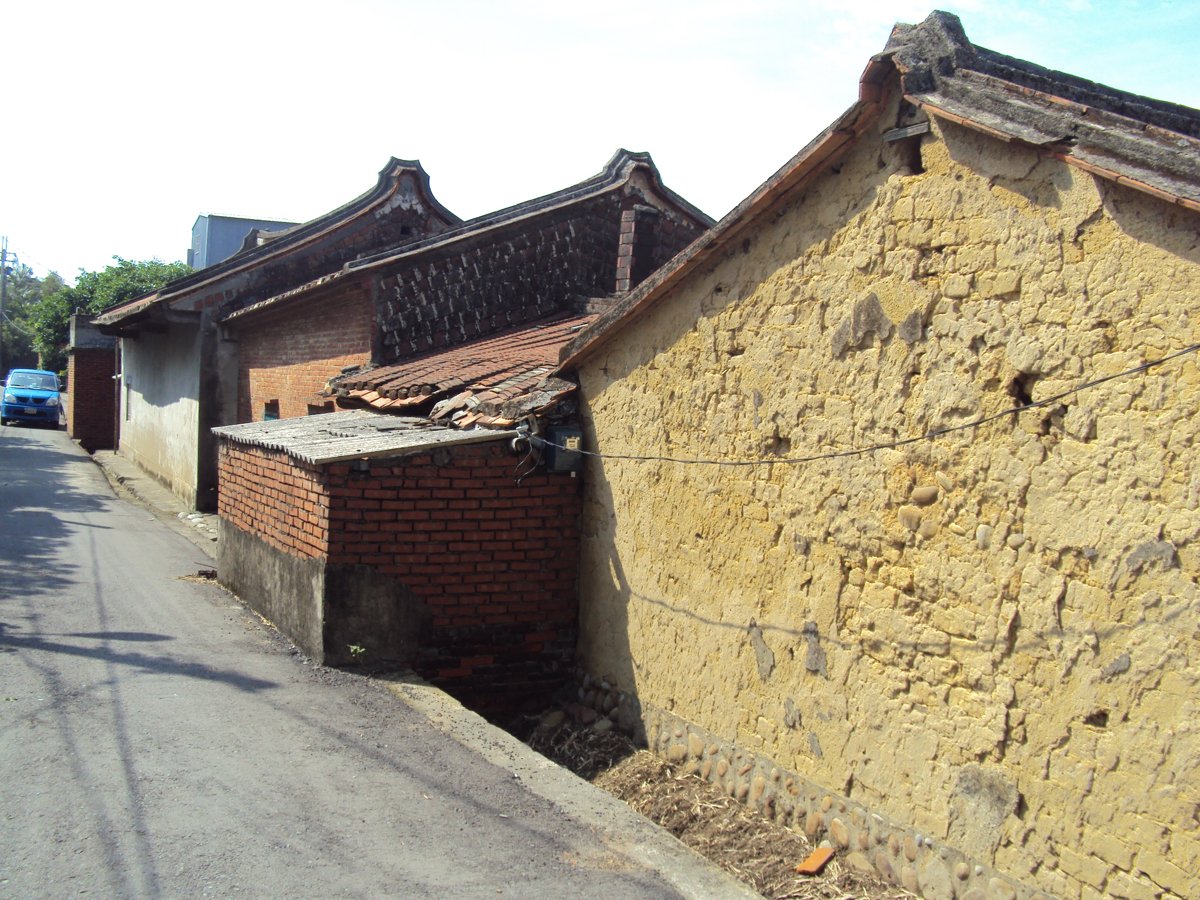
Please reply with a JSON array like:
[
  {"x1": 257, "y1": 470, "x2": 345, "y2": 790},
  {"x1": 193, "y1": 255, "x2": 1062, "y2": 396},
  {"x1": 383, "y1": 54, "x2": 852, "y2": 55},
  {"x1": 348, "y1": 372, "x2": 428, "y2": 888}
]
[{"x1": 582, "y1": 678, "x2": 1041, "y2": 900}]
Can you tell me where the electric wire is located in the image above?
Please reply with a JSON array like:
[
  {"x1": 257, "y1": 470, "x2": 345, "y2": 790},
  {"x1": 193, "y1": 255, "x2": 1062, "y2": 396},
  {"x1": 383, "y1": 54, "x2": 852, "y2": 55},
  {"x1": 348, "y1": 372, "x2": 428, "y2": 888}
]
[
  {"x1": 529, "y1": 341, "x2": 1200, "y2": 468},
  {"x1": 1, "y1": 310, "x2": 34, "y2": 336}
]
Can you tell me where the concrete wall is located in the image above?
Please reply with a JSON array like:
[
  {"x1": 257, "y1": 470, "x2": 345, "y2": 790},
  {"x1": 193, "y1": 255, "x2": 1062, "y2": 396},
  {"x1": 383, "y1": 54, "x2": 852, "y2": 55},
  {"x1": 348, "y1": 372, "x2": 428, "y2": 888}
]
[
  {"x1": 574, "y1": 94, "x2": 1200, "y2": 899},
  {"x1": 119, "y1": 323, "x2": 202, "y2": 508},
  {"x1": 219, "y1": 520, "x2": 326, "y2": 658}
]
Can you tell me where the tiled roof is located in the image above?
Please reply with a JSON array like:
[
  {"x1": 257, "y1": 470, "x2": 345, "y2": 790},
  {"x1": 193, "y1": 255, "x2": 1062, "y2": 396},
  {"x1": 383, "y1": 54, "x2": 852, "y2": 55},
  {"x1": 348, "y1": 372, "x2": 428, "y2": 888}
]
[
  {"x1": 212, "y1": 410, "x2": 512, "y2": 466},
  {"x1": 218, "y1": 149, "x2": 713, "y2": 328},
  {"x1": 96, "y1": 157, "x2": 459, "y2": 329},
  {"x1": 890, "y1": 12, "x2": 1200, "y2": 211},
  {"x1": 331, "y1": 312, "x2": 594, "y2": 428},
  {"x1": 560, "y1": 10, "x2": 1200, "y2": 368}
]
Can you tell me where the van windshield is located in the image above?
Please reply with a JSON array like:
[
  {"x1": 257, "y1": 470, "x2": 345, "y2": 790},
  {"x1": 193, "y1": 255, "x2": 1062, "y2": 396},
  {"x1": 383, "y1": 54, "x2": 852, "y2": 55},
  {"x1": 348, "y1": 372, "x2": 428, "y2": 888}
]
[{"x1": 8, "y1": 373, "x2": 58, "y2": 391}]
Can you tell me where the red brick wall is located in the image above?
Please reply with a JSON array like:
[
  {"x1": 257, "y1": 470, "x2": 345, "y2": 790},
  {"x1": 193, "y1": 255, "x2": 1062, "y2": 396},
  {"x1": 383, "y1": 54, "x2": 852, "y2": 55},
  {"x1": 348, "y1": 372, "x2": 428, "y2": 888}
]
[
  {"x1": 66, "y1": 347, "x2": 116, "y2": 450},
  {"x1": 235, "y1": 284, "x2": 373, "y2": 422},
  {"x1": 325, "y1": 441, "x2": 582, "y2": 703},
  {"x1": 218, "y1": 442, "x2": 330, "y2": 558},
  {"x1": 218, "y1": 435, "x2": 582, "y2": 711}
]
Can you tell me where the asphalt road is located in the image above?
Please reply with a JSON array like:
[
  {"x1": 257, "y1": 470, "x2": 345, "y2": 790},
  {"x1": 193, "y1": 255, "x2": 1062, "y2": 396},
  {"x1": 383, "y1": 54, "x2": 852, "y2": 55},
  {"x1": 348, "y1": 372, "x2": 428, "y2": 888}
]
[{"x1": 0, "y1": 424, "x2": 739, "y2": 899}]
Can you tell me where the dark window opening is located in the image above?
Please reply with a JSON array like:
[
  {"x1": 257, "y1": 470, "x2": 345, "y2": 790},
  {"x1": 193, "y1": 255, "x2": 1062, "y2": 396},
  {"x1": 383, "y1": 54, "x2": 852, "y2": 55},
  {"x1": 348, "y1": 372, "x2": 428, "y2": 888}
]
[
  {"x1": 899, "y1": 136, "x2": 924, "y2": 174},
  {"x1": 263, "y1": 400, "x2": 280, "y2": 421}
]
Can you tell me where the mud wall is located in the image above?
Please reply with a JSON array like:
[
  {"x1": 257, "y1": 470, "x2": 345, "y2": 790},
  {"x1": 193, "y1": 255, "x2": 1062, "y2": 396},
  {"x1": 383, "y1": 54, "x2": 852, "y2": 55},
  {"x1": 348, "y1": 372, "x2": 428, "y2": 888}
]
[{"x1": 575, "y1": 100, "x2": 1200, "y2": 900}]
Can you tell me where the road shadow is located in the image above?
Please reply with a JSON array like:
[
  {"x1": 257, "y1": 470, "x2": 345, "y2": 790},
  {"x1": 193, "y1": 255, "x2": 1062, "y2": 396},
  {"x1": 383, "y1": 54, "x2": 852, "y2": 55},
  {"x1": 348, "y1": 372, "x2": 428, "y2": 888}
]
[
  {"x1": 0, "y1": 431, "x2": 110, "y2": 603},
  {"x1": 0, "y1": 623, "x2": 275, "y2": 693}
]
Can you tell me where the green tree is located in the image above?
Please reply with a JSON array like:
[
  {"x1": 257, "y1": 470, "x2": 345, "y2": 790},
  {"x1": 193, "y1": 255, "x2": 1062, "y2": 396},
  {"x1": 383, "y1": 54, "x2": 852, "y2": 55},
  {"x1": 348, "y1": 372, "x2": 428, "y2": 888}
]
[
  {"x1": 2, "y1": 264, "x2": 64, "y2": 372},
  {"x1": 29, "y1": 257, "x2": 191, "y2": 373}
]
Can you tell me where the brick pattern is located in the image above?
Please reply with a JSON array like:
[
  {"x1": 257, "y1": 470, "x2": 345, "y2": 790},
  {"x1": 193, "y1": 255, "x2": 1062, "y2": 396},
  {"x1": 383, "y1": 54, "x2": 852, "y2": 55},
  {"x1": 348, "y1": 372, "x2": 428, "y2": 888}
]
[
  {"x1": 325, "y1": 442, "x2": 581, "y2": 704},
  {"x1": 615, "y1": 203, "x2": 667, "y2": 292},
  {"x1": 219, "y1": 439, "x2": 582, "y2": 711},
  {"x1": 179, "y1": 190, "x2": 456, "y2": 318},
  {"x1": 66, "y1": 347, "x2": 116, "y2": 450},
  {"x1": 375, "y1": 193, "x2": 706, "y2": 362},
  {"x1": 236, "y1": 285, "x2": 373, "y2": 422},
  {"x1": 218, "y1": 443, "x2": 330, "y2": 559}
]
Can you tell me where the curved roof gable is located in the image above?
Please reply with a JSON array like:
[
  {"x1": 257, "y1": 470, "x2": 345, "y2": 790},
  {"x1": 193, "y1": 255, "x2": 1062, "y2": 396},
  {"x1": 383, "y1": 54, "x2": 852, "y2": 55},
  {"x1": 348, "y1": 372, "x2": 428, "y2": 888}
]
[
  {"x1": 96, "y1": 157, "x2": 460, "y2": 329},
  {"x1": 345, "y1": 149, "x2": 712, "y2": 273}
]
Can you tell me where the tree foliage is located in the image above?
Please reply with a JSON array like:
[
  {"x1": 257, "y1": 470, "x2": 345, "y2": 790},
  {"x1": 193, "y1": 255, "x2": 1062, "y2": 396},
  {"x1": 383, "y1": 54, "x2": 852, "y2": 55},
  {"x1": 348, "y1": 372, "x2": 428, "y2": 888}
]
[
  {"x1": 1, "y1": 264, "x2": 64, "y2": 371},
  {"x1": 28, "y1": 257, "x2": 191, "y2": 373}
]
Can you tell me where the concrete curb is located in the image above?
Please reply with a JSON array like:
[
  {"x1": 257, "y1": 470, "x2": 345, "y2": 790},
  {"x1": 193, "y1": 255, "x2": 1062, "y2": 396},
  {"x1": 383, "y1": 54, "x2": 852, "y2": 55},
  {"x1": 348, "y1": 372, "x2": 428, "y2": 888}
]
[
  {"x1": 382, "y1": 674, "x2": 760, "y2": 900},
  {"x1": 88, "y1": 448, "x2": 219, "y2": 561}
]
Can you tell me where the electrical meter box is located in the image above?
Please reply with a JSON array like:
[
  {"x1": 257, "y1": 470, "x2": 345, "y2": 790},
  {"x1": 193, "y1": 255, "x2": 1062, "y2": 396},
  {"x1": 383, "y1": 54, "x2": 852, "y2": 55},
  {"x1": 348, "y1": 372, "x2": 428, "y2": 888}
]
[{"x1": 544, "y1": 425, "x2": 584, "y2": 472}]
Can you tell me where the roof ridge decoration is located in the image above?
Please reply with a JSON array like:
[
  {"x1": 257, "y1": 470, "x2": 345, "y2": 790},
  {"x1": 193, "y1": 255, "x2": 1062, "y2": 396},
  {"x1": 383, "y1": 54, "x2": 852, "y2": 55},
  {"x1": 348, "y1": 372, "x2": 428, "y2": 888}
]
[
  {"x1": 887, "y1": 11, "x2": 1200, "y2": 138},
  {"x1": 345, "y1": 149, "x2": 713, "y2": 272},
  {"x1": 887, "y1": 10, "x2": 1200, "y2": 209},
  {"x1": 558, "y1": 9, "x2": 1200, "y2": 369},
  {"x1": 96, "y1": 157, "x2": 460, "y2": 327}
]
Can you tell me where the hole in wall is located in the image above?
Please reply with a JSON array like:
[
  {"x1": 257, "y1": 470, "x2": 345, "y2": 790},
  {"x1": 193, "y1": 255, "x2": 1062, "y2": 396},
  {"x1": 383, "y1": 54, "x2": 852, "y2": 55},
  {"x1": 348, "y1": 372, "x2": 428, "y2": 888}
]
[
  {"x1": 1083, "y1": 709, "x2": 1109, "y2": 728},
  {"x1": 1008, "y1": 374, "x2": 1036, "y2": 407},
  {"x1": 897, "y1": 135, "x2": 925, "y2": 175},
  {"x1": 1015, "y1": 793, "x2": 1028, "y2": 820}
]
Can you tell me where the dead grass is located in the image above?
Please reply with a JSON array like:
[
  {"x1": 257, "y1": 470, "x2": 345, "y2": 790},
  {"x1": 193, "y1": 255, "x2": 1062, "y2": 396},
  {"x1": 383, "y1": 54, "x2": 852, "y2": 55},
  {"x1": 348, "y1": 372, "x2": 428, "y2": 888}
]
[{"x1": 526, "y1": 715, "x2": 913, "y2": 900}]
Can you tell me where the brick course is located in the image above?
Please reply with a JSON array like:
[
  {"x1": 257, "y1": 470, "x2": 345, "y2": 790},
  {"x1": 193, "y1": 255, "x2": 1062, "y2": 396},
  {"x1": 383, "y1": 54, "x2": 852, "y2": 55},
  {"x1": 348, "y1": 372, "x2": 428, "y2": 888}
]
[
  {"x1": 235, "y1": 284, "x2": 373, "y2": 422},
  {"x1": 66, "y1": 347, "x2": 116, "y2": 450},
  {"x1": 218, "y1": 438, "x2": 582, "y2": 712}
]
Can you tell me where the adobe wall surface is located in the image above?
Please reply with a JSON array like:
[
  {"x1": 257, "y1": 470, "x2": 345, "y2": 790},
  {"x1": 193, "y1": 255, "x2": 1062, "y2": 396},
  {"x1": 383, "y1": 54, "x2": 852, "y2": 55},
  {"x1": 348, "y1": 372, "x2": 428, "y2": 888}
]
[
  {"x1": 575, "y1": 103, "x2": 1200, "y2": 899},
  {"x1": 234, "y1": 284, "x2": 373, "y2": 422}
]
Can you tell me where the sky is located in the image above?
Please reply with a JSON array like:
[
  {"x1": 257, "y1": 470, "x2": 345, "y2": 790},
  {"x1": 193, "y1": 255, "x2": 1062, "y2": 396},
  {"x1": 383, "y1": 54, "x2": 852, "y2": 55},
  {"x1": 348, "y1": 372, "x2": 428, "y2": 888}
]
[{"x1": 2, "y1": 0, "x2": 1197, "y2": 282}]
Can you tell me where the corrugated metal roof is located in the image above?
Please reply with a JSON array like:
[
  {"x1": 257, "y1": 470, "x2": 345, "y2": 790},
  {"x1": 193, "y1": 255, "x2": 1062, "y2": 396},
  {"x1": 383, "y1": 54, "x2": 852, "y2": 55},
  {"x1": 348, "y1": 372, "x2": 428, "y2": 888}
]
[{"x1": 212, "y1": 410, "x2": 513, "y2": 465}]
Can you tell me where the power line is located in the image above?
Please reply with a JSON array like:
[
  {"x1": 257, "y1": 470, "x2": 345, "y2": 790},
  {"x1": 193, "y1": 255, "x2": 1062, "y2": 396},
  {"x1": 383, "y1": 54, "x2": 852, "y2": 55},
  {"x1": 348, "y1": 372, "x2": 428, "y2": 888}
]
[
  {"x1": 525, "y1": 341, "x2": 1200, "y2": 468},
  {"x1": 1, "y1": 310, "x2": 33, "y2": 336},
  {"x1": 7, "y1": 243, "x2": 52, "y2": 276}
]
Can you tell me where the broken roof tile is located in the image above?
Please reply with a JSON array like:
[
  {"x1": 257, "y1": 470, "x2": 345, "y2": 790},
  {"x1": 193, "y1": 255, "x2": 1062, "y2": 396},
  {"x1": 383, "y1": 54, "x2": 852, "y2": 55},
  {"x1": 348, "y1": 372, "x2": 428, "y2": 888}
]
[{"x1": 331, "y1": 312, "x2": 593, "y2": 428}]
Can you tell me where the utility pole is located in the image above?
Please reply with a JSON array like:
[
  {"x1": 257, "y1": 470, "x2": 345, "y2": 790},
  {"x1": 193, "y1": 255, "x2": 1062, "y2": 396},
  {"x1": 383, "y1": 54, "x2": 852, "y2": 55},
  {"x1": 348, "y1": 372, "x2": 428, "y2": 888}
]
[{"x1": 0, "y1": 236, "x2": 9, "y2": 378}]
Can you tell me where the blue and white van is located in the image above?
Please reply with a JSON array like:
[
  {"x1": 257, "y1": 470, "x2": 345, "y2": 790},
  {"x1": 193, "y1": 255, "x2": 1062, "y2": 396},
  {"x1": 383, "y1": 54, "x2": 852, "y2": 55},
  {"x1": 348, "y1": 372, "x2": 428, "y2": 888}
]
[{"x1": 1, "y1": 369, "x2": 62, "y2": 427}]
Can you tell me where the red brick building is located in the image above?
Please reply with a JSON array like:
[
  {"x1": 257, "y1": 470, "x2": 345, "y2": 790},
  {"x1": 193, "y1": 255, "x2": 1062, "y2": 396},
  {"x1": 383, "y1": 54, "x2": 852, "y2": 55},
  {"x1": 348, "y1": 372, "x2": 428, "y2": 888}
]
[
  {"x1": 65, "y1": 315, "x2": 117, "y2": 451},
  {"x1": 221, "y1": 150, "x2": 712, "y2": 426},
  {"x1": 212, "y1": 151, "x2": 710, "y2": 710},
  {"x1": 215, "y1": 410, "x2": 581, "y2": 714}
]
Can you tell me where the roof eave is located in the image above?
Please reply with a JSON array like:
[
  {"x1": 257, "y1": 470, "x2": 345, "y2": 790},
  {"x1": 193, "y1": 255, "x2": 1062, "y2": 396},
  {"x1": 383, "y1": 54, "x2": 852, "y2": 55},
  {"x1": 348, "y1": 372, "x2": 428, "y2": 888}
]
[
  {"x1": 910, "y1": 97, "x2": 1200, "y2": 214},
  {"x1": 97, "y1": 157, "x2": 458, "y2": 327},
  {"x1": 558, "y1": 58, "x2": 893, "y2": 370}
]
